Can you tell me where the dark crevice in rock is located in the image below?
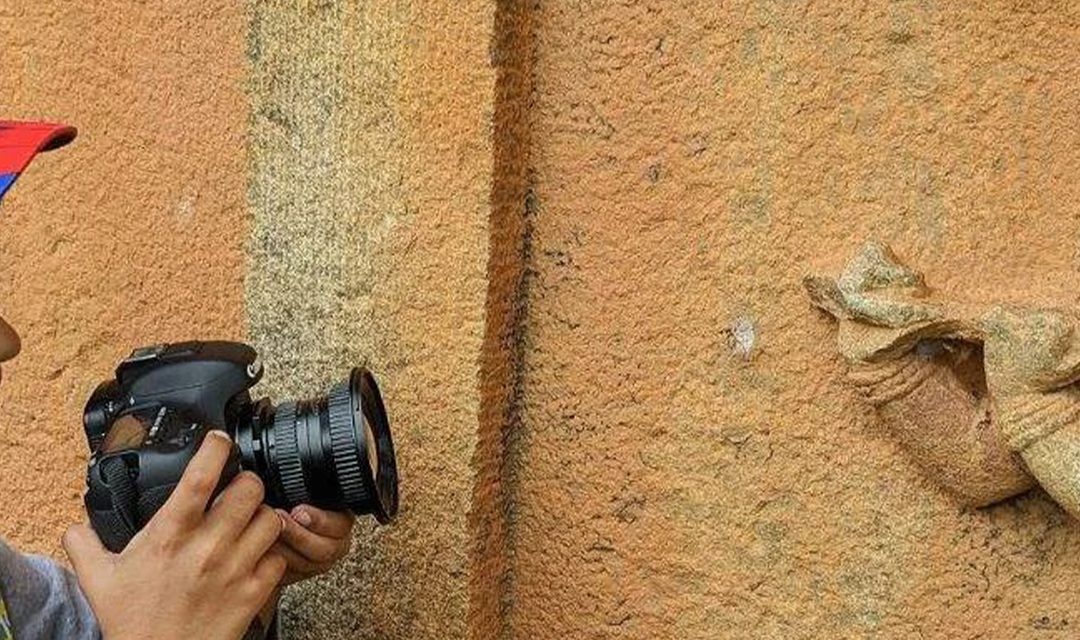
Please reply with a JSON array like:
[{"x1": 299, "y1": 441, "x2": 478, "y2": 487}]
[{"x1": 469, "y1": 1, "x2": 536, "y2": 638}]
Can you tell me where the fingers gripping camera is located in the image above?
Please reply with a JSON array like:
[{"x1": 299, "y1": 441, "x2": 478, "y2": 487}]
[{"x1": 82, "y1": 341, "x2": 399, "y2": 552}]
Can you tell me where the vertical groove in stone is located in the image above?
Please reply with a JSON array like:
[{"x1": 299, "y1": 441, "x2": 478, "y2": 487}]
[{"x1": 468, "y1": 0, "x2": 535, "y2": 637}]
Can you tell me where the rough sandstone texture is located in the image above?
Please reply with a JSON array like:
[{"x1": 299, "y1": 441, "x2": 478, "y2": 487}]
[
  {"x1": 246, "y1": 2, "x2": 502, "y2": 638},
  {"x1": 808, "y1": 242, "x2": 1080, "y2": 519},
  {"x1": 0, "y1": 2, "x2": 249, "y2": 556},
  {"x1": 3, "y1": 2, "x2": 1080, "y2": 640},
  {"x1": 508, "y1": 2, "x2": 1080, "y2": 639},
  {"x1": 804, "y1": 243, "x2": 1036, "y2": 508}
]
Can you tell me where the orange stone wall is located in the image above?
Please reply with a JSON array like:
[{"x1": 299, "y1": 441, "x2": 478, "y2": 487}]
[
  {"x1": 506, "y1": 4, "x2": 1080, "y2": 638},
  {"x1": 0, "y1": 1, "x2": 249, "y2": 556},
  {"x1": 2, "y1": 2, "x2": 1080, "y2": 639}
]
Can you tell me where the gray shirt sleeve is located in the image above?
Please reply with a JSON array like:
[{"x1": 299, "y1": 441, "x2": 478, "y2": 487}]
[{"x1": 0, "y1": 538, "x2": 100, "y2": 640}]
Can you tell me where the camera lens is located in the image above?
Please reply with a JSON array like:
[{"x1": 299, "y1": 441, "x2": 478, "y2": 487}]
[{"x1": 234, "y1": 368, "x2": 398, "y2": 522}]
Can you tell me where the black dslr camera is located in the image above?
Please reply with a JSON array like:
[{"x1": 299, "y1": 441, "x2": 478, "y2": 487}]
[{"x1": 82, "y1": 341, "x2": 398, "y2": 552}]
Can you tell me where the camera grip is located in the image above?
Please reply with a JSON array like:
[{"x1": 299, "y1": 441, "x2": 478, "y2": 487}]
[
  {"x1": 87, "y1": 504, "x2": 139, "y2": 554},
  {"x1": 86, "y1": 456, "x2": 140, "y2": 552},
  {"x1": 86, "y1": 442, "x2": 241, "y2": 552}
]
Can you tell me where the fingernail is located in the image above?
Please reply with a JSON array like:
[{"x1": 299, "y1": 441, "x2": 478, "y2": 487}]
[
  {"x1": 207, "y1": 429, "x2": 231, "y2": 443},
  {"x1": 275, "y1": 509, "x2": 290, "y2": 529},
  {"x1": 292, "y1": 508, "x2": 312, "y2": 527}
]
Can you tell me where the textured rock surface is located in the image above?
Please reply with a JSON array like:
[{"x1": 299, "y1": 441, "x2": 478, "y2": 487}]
[
  {"x1": 0, "y1": 1, "x2": 248, "y2": 556},
  {"x1": 508, "y1": 2, "x2": 1080, "y2": 639},
  {"x1": 2, "y1": 2, "x2": 1080, "y2": 640},
  {"x1": 809, "y1": 242, "x2": 1080, "y2": 522},
  {"x1": 246, "y1": 2, "x2": 500, "y2": 638}
]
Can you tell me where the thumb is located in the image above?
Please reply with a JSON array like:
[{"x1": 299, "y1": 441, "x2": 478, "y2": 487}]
[{"x1": 62, "y1": 523, "x2": 111, "y2": 579}]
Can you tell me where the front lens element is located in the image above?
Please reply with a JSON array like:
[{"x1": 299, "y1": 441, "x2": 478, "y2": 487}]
[
  {"x1": 355, "y1": 369, "x2": 397, "y2": 522},
  {"x1": 240, "y1": 368, "x2": 398, "y2": 521}
]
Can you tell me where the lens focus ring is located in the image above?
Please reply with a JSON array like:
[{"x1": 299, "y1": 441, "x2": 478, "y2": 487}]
[
  {"x1": 272, "y1": 401, "x2": 311, "y2": 506},
  {"x1": 327, "y1": 380, "x2": 372, "y2": 510}
]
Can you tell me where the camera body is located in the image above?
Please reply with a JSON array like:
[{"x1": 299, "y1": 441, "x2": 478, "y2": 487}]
[
  {"x1": 83, "y1": 342, "x2": 261, "y2": 552},
  {"x1": 83, "y1": 340, "x2": 399, "y2": 553}
]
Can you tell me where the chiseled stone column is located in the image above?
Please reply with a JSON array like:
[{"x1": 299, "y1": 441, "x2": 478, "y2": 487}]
[{"x1": 246, "y1": 2, "x2": 516, "y2": 638}]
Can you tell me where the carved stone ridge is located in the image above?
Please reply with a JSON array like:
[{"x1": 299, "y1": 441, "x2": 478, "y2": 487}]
[{"x1": 806, "y1": 242, "x2": 1080, "y2": 514}]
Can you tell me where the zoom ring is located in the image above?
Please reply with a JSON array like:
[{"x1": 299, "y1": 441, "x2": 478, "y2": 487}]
[
  {"x1": 327, "y1": 380, "x2": 372, "y2": 509},
  {"x1": 272, "y1": 402, "x2": 311, "y2": 507}
]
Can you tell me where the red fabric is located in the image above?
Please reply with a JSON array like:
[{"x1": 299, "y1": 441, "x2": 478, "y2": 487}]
[{"x1": 0, "y1": 121, "x2": 77, "y2": 175}]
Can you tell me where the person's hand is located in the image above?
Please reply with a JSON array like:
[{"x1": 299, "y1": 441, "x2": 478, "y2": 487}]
[
  {"x1": 63, "y1": 431, "x2": 287, "y2": 640},
  {"x1": 274, "y1": 505, "x2": 354, "y2": 585}
]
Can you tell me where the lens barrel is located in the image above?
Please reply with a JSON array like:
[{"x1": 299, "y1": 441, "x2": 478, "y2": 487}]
[{"x1": 234, "y1": 368, "x2": 398, "y2": 522}]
